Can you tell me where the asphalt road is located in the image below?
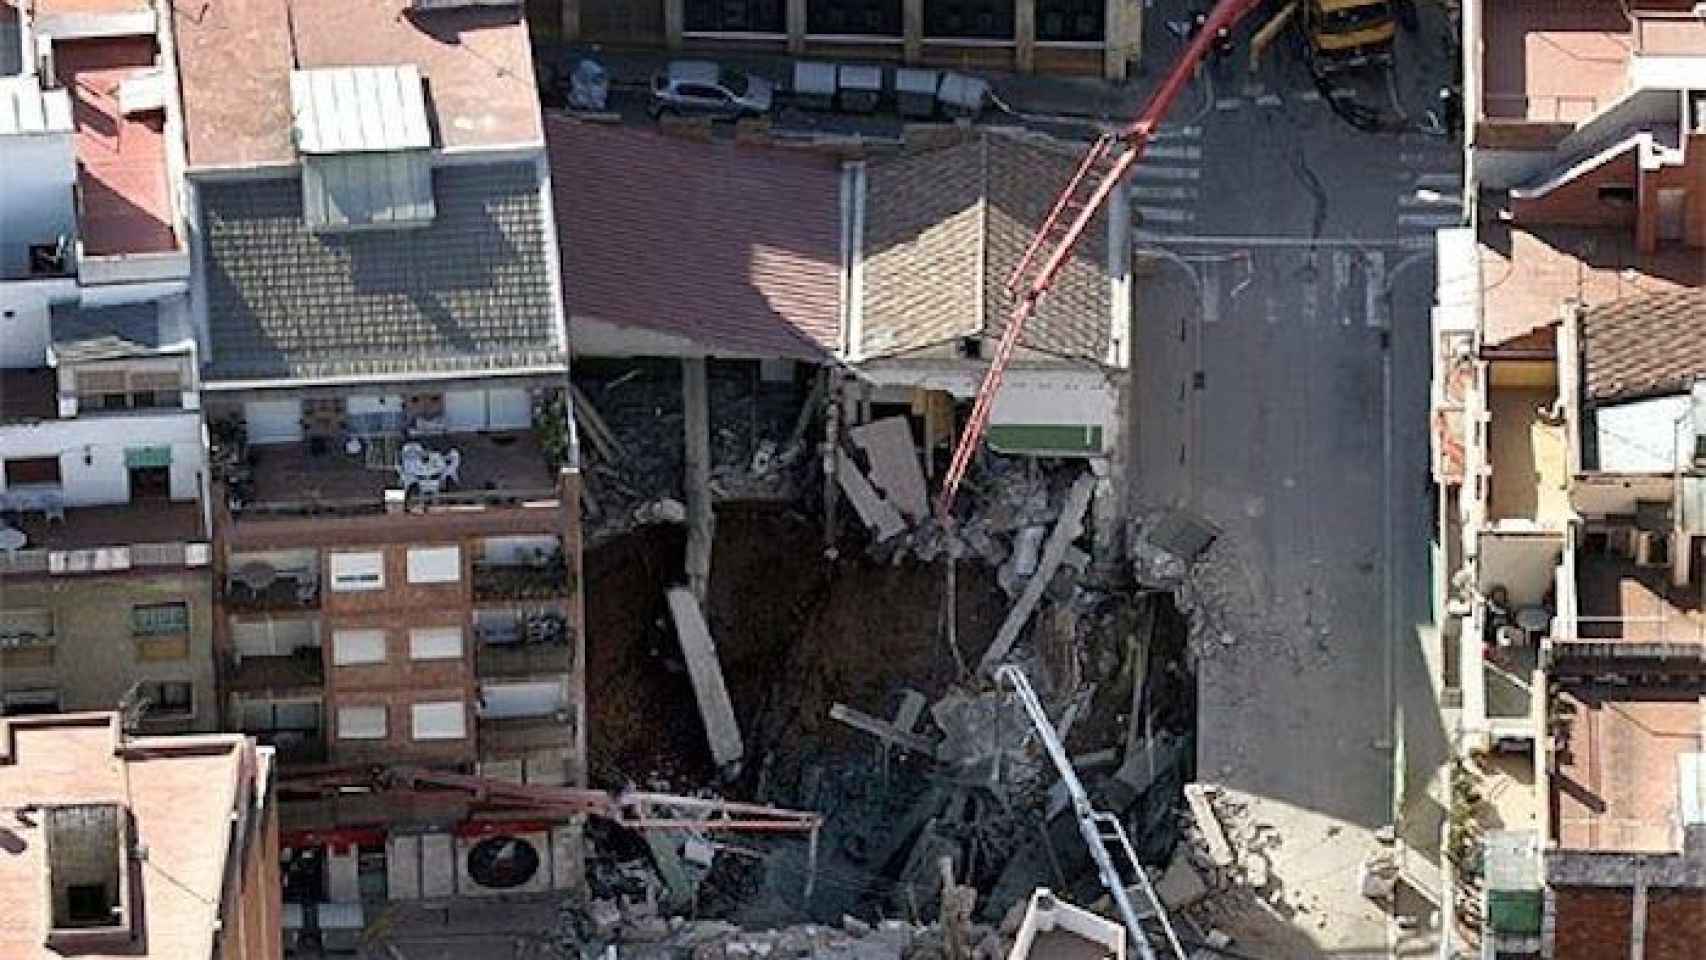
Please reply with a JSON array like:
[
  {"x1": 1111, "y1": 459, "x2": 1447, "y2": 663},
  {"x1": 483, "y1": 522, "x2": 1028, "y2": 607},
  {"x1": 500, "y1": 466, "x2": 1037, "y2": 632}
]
[{"x1": 1124, "y1": 5, "x2": 1458, "y2": 957}]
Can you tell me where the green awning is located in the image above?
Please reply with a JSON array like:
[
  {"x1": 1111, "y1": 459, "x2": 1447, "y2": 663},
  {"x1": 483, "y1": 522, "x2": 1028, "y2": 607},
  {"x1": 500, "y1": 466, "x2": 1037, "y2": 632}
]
[
  {"x1": 986, "y1": 424, "x2": 1104, "y2": 456},
  {"x1": 124, "y1": 445, "x2": 172, "y2": 468}
]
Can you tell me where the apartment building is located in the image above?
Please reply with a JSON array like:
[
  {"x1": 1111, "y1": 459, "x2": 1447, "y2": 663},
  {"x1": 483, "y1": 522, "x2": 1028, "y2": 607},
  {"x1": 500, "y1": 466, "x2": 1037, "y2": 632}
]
[
  {"x1": 555, "y1": 0, "x2": 1142, "y2": 80},
  {"x1": 0, "y1": 0, "x2": 216, "y2": 731},
  {"x1": 0, "y1": 712, "x2": 282, "y2": 959},
  {"x1": 1434, "y1": 2, "x2": 1706, "y2": 955},
  {"x1": 169, "y1": 0, "x2": 585, "y2": 869}
]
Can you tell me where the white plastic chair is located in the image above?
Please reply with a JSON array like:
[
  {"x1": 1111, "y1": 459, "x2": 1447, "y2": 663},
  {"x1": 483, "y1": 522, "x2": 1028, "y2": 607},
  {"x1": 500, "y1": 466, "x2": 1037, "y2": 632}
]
[{"x1": 443, "y1": 449, "x2": 462, "y2": 488}]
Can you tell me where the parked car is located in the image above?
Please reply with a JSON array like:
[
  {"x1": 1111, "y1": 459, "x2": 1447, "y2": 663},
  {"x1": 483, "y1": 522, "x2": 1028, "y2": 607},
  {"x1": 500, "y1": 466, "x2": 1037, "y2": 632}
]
[{"x1": 649, "y1": 60, "x2": 773, "y2": 119}]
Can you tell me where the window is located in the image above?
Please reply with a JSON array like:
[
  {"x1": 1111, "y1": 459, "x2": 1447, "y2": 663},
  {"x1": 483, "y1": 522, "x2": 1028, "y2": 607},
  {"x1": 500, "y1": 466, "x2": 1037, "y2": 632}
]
[
  {"x1": 1597, "y1": 184, "x2": 1636, "y2": 207},
  {"x1": 409, "y1": 626, "x2": 463, "y2": 661},
  {"x1": 232, "y1": 617, "x2": 319, "y2": 657},
  {"x1": 337, "y1": 705, "x2": 387, "y2": 740},
  {"x1": 239, "y1": 699, "x2": 321, "y2": 732},
  {"x1": 406, "y1": 546, "x2": 461, "y2": 585},
  {"x1": 331, "y1": 628, "x2": 386, "y2": 666},
  {"x1": 139, "y1": 682, "x2": 193, "y2": 718},
  {"x1": 3, "y1": 456, "x2": 61, "y2": 486},
  {"x1": 131, "y1": 602, "x2": 189, "y2": 636},
  {"x1": 410, "y1": 700, "x2": 467, "y2": 741},
  {"x1": 2, "y1": 689, "x2": 60, "y2": 715},
  {"x1": 329, "y1": 551, "x2": 385, "y2": 592}
]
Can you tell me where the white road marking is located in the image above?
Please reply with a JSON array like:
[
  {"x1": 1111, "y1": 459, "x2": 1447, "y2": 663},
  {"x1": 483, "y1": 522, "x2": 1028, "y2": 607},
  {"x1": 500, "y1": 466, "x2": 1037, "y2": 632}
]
[
  {"x1": 1215, "y1": 98, "x2": 1244, "y2": 111},
  {"x1": 1256, "y1": 94, "x2": 1283, "y2": 108},
  {"x1": 1136, "y1": 205, "x2": 1196, "y2": 224},
  {"x1": 1145, "y1": 144, "x2": 1204, "y2": 161},
  {"x1": 1129, "y1": 164, "x2": 1203, "y2": 181},
  {"x1": 1296, "y1": 90, "x2": 1323, "y2": 102},
  {"x1": 1414, "y1": 172, "x2": 1461, "y2": 189},
  {"x1": 1399, "y1": 212, "x2": 1465, "y2": 229},
  {"x1": 1129, "y1": 185, "x2": 1195, "y2": 201},
  {"x1": 1365, "y1": 250, "x2": 1388, "y2": 329},
  {"x1": 1399, "y1": 190, "x2": 1462, "y2": 208}
]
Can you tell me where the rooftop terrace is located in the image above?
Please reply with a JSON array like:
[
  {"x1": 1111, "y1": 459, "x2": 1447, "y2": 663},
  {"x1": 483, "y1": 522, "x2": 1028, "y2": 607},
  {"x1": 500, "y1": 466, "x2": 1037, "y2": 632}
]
[
  {"x1": 1573, "y1": 553, "x2": 1705, "y2": 645},
  {"x1": 1477, "y1": 219, "x2": 1706, "y2": 347},
  {"x1": 54, "y1": 35, "x2": 175, "y2": 256},
  {"x1": 0, "y1": 500, "x2": 203, "y2": 553},
  {"x1": 1553, "y1": 688, "x2": 1700, "y2": 852}
]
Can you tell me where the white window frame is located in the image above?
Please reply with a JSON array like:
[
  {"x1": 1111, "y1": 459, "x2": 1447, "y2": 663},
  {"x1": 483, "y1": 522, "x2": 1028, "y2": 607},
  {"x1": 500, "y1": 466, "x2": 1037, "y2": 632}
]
[
  {"x1": 336, "y1": 704, "x2": 388, "y2": 740},
  {"x1": 331, "y1": 628, "x2": 387, "y2": 666},
  {"x1": 410, "y1": 700, "x2": 467, "y2": 741},
  {"x1": 330, "y1": 551, "x2": 386, "y2": 592},
  {"x1": 408, "y1": 626, "x2": 464, "y2": 661},
  {"x1": 406, "y1": 545, "x2": 462, "y2": 585}
]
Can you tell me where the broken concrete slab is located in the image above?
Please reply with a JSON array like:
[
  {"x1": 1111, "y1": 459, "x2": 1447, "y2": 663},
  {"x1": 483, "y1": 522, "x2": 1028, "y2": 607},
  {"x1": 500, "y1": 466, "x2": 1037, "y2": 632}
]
[
  {"x1": 978, "y1": 471, "x2": 1097, "y2": 674},
  {"x1": 1152, "y1": 852, "x2": 1212, "y2": 911},
  {"x1": 837, "y1": 449, "x2": 906, "y2": 541},
  {"x1": 1184, "y1": 784, "x2": 1236, "y2": 869},
  {"x1": 665, "y1": 588, "x2": 744, "y2": 769},
  {"x1": 829, "y1": 702, "x2": 939, "y2": 757},
  {"x1": 848, "y1": 416, "x2": 929, "y2": 522}
]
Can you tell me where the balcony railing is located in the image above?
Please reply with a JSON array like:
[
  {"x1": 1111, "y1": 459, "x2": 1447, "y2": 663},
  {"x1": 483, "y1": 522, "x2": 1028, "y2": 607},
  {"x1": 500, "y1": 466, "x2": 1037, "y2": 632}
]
[
  {"x1": 253, "y1": 729, "x2": 327, "y2": 766},
  {"x1": 235, "y1": 488, "x2": 562, "y2": 521},
  {"x1": 1, "y1": 542, "x2": 211, "y2": 576}
]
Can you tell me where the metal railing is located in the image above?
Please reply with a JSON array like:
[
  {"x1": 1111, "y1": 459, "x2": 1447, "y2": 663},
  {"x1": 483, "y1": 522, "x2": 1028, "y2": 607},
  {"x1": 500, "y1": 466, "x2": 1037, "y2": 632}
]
[{"x1": 236, "y1": 487, "x2": 561, "y2": 520}]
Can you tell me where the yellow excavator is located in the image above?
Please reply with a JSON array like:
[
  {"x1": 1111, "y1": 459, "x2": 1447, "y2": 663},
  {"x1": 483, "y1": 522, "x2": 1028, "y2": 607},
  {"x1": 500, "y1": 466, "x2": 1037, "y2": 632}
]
[{"x1": 1303, "y1": 0, "x2": 1397, "y2": 72}]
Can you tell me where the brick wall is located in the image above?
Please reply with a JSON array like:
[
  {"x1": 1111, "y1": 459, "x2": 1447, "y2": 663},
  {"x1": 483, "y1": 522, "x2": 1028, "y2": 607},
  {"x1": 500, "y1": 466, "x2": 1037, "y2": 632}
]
[
  {"x1": 1511, "y1": 149, "x2": 1639, "y2": 228},
  {"x1": 1553, "y1": 886, "x2": 1633, "y2": 959},
  {"x1": 1644, "y1": 888, "x2": 1706, "y2": 960}
]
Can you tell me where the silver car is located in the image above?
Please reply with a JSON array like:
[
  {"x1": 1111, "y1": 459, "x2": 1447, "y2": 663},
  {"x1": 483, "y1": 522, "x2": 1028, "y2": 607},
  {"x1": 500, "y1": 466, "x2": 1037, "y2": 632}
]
[{"x1": 649, "y1": 60, "x2": 774, "y2": 119}]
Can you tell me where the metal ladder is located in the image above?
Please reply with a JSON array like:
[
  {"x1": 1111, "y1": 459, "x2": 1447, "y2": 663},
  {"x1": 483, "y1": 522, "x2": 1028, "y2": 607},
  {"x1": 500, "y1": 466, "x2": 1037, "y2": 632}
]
[{"x1": 997, "y1": 665, "x2": 1187, "y2": 960}]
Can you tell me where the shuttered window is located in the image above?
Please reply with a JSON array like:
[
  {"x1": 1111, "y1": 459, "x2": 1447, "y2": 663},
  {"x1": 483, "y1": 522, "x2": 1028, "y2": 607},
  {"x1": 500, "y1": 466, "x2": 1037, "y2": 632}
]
[
  {"x1": 329, "y1": 551, "x2": 385, "y2": 592},
  {"x1": 409, "y1": 626, "x2": 463, "y2": 661},
  {"x1": 406, "y1": 546, "x2": 461, "y2": 584},
  {"x1": 410, "y1": 701, "x2": 467, "y2": 741},
  {"x1": 131, "y1": 602, "x2": 189, "y2": 636},
  {"x1": 331, "y1": 629, "x2": 387, "y2": 666},
  {"x1": 337, "y1": 705, "x2": 387, "y2": 740}
]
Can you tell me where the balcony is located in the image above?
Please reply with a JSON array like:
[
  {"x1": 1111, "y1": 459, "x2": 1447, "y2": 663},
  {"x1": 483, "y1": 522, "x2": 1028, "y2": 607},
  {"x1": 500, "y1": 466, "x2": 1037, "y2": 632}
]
[
  {"x1": 1551, "y1": 552, "x2": 1706, "y2": 670},
  {"x1": 227, "y1": 650, "x2": 325, "y2": 697},
  {"x1": 231, "y1": 431, "x2": 559, "y2": 521},
  {"x1": 254, "y1": 728, "x2": 328, "y2": 767},
  {"x1": 472, "y1": 557, "x2": 573, "y2": 602},
  {"x1": 477, "y1": 716, "x2": 574, "y2": 756},
  {"x1": 477, "y1": 640, "x2": 574, "y2": 679},
  {"x1": 0, "y1": 501, "x2": 209, "y2": 576},
  {"x1": 223, "y1": 570, "x2": 320, "y2": 613}
]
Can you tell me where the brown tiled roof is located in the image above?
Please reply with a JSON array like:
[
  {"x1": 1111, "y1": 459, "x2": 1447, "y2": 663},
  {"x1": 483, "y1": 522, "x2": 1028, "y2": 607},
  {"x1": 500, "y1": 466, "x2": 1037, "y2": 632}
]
[
  {"x1": 549, "y1": 118, "x2": 841, "y2": 359},
  {"x1": 857, "y1": 131, "x2": 1114, "y2": 362},
  {"x1": 1581, "y1": 289, "x2": 1706, "y2": 400}
]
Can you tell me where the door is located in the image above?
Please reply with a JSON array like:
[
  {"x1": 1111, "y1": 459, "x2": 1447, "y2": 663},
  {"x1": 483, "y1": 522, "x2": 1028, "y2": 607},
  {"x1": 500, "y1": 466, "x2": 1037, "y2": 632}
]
[
  {"x1": 129, "y1": 465, "x2": 170, "y2": 500},
  {"x1": 487, "y1": 388, "x2": 533, "y2": 430},
  {"x1": 244, "y1": 399, "x2": 304, "y2": 445},
  {"x1": 1658, "y1": 187, "x2": 1686, "y2": 244},
  {"x1": 444, "y1": 389, "x2": 488, "y2": 432}
]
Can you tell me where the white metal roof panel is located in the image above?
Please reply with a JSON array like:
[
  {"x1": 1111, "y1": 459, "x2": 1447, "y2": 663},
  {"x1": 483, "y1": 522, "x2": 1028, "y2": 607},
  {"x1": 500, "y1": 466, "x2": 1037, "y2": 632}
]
[
  {"x1": 290, "y1": 65, "x2": 431, "y2": 154},
  {"x1": 302, "y1": 150, "x2": 436, "y2": 232}
]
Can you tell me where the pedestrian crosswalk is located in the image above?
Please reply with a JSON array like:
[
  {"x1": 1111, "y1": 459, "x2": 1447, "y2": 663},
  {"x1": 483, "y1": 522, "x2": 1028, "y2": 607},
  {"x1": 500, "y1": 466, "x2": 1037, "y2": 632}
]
[
  {"x1": 1397, "y1": 146, "x2": 1464, "y2": 246},
  {"x1": 1129, "y1": 123, "x2": 1203, "y2": 235}
]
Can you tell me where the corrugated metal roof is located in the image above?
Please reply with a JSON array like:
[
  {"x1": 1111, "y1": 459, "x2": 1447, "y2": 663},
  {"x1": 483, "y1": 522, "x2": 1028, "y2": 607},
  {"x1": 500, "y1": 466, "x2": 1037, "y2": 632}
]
[
  {"x1": 289, "y1": 65, "x2": 431, "y2": 154},
  {"x1": 0, "y1": 77, "x2": 74, "y2": 136},
  {"x1": 302, "y1": 151, "x2": 435, "y2": 232}
]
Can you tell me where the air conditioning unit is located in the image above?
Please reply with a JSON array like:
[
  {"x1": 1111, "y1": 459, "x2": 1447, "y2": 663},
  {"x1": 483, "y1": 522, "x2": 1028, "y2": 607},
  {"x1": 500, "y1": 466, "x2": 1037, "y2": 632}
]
[{"x1": 458, "y1": 832, "x2": 548, "y2": 895}]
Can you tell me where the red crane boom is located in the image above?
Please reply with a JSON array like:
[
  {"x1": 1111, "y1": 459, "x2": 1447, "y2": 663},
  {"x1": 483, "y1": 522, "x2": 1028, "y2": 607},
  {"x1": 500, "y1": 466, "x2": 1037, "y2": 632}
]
[{"x1": 934, "y1": 0, "x2": 1267, "y2": 520}]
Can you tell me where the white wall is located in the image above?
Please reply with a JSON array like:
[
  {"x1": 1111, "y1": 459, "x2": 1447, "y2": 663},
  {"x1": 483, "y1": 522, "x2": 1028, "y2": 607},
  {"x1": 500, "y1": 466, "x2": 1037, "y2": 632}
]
[
  {"x1": 1477, "y1": 531, "x2": 1566, "y2": 607},
  {"x1": 1572, "y1": 473, "x2": 1674, "y2": 519},
  {"x1": 0, "y1": 279, "x2": 69, "y2": 368},
  {"x1": 0, "y1": 411, "x2": 204, "y2": 505},
  {"x1": 0, "y1": 128, "x2": 76, "y2": 279},
  {"x1": 860, "y1": 364, "x2": 1118, "y2": 430}
]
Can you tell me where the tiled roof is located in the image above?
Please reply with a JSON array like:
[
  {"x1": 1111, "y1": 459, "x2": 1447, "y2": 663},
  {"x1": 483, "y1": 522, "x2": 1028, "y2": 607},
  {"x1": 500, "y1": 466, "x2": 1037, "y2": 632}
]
[
  {"x1": 857, "y1": 131, "x2": 1115, "y2": 362},
  {"x1": 200, "y1": 162, "x2": 562, "y2": 382},
  {"x1": 1581, "y1": 289, "x2": 1706, "y2": 401},
  {"x1": 548, "y1": 118, "x2": 841, "y2": 359}
]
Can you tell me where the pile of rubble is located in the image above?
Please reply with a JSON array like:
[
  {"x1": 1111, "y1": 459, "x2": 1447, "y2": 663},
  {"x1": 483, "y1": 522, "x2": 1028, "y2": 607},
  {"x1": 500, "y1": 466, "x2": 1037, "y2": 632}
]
[{"x1": 572, "y1": 362, "x2": 818, "y2": 544}]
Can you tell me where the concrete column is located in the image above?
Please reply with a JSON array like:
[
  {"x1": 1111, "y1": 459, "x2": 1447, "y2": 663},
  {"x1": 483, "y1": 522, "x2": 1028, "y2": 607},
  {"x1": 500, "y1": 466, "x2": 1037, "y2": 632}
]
[
  {"x1": 902, "y1": 0, "x2": 924, "y2": 64},
  {"x1": 558, "y1": 468, "x2": 587, "y2": 789},
  {"x1": 1630, "y1": 864, "x2": 1648, "y2": 960},
  {"x1": 787, "y1": 0, "x2": 807, "y2": 54},
  {"x1": 664, "y1": 0, "x2": 685, "y2": 50},
  {"x1": 683, "y1": 358, "x2": 714, "y2": 603},
  {"x1": 1103, "y1": 0, "x2": 1130, "y2": 81},
  {"x1": 1015, "y1": 0, "x2": 1036, "y2": 74},
  {"x1": 560, "y1": 0, "x2": 581, "y2": 42}
]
